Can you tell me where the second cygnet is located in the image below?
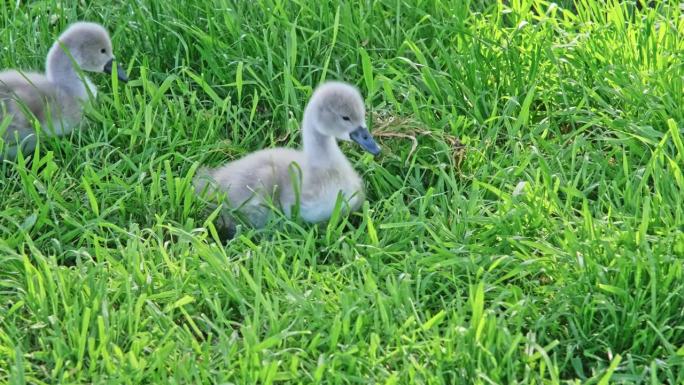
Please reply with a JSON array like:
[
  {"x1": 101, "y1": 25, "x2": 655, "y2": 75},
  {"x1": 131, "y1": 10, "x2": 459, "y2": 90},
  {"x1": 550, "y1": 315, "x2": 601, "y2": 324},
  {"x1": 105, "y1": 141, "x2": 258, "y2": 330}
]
[
  {"x1": 0, "y1": 21, "x2": 128, "y2": 159},
  {"x1": 195, "y1": 81, "x2": 381, "y2": 231}
]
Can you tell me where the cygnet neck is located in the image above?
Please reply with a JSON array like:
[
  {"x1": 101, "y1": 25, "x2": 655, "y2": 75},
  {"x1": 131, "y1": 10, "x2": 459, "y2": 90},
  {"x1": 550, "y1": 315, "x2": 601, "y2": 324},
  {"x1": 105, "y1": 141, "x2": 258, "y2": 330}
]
[
  {"x1": 46, "y1": 43, "x2": 89, "y2": 100},
  {"x1": 302, "y1": 110, "x2": 345, "y2": 168}
]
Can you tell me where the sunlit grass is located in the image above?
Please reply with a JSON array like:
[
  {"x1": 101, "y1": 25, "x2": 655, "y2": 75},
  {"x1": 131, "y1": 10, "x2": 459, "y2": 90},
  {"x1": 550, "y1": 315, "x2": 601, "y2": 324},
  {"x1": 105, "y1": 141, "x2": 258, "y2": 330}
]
[{"x1": 1, "y1": 0, "x2": 683, "y2": 383}]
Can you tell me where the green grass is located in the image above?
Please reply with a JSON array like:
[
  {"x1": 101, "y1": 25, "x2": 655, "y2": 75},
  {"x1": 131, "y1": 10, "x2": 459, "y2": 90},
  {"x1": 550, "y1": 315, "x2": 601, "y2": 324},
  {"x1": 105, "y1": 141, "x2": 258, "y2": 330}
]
[{"x1": 1, "y1": 0, "x2": 683, "y2": 383}]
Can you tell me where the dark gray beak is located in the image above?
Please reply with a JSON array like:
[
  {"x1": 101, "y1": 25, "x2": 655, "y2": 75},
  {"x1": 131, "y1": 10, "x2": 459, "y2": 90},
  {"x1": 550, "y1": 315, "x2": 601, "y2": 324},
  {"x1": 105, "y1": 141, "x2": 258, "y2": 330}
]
[
  {"x1": 103, "y1": 58, "x2": 128, "y2": 82},
  {"x1": 350, "y1": 126, "x2": 381, "y2": 156}
]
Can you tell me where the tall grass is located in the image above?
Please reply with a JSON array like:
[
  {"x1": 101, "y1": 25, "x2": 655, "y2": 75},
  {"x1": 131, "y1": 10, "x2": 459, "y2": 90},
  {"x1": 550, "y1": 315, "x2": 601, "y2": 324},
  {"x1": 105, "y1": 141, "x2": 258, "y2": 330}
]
[{"x1": 1, "y1": 0, "x2": 683, "y2": 383}]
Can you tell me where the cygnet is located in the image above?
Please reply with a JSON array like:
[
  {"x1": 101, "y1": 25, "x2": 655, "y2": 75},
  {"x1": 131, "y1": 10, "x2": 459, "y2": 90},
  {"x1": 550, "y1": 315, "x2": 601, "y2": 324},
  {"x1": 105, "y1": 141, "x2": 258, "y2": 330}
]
[
  {"x1": 195, "y1": 81, "x2": 381, "y2": 232},
  {"x1": 0, "y1": 21, "x2": 128, "y2": 159}
]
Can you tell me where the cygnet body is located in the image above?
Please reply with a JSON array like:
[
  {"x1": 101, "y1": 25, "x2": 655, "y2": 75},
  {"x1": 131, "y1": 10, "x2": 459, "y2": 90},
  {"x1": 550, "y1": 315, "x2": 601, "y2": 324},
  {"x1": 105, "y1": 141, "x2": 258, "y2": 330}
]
[
  {"x1": 195, "y1": 81, "x2": 381, "y2": 230},
  {"x1": 0, "y1": 22, "x2": 128, "y2": 159}
]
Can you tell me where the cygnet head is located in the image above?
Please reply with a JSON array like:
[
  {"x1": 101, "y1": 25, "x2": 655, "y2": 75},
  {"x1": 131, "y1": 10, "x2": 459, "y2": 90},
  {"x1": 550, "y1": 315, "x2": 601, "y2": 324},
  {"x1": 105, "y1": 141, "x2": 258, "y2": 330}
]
[
  {"x1": 49, "y1": 22, "x2": 128, "y2": 82},
  {"x1": 306, "y1": 81, "x2": 381, "y2": 156}
]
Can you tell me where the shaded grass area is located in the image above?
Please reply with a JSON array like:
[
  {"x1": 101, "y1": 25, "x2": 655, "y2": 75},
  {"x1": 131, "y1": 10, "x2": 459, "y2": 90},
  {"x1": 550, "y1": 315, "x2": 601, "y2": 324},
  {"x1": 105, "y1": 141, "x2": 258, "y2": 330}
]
[{"x1": 1, "y1": 0, "x2": 683, "y2": 383}]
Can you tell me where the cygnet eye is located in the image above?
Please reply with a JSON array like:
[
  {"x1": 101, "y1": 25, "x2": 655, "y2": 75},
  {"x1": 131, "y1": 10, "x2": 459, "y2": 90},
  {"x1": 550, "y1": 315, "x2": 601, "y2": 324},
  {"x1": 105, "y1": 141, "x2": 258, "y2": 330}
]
[
  {"x1": 341, "y1": 116, "x2": 351, "y2": 121},
  {"x1": 100, "y1": 48, "x2": 106, "y2": 54}
]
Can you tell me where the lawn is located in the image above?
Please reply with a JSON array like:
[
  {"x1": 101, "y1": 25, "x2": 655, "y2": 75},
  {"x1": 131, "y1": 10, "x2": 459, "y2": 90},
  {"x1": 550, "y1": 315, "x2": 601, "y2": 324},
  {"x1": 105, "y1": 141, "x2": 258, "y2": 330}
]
[{"x1": 1, "y1": 0, "x2": 683, "y2": 383}]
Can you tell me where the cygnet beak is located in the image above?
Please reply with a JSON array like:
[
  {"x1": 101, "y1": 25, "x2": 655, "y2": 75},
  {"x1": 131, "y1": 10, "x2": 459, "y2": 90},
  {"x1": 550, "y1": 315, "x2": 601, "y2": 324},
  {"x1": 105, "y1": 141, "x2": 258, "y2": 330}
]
[
  {"x1": 350, "y1": 126, "x2": 381, "y2": 156},
  {"x1": 103, "y1": 58, "x2": 128, "y2": 82}
]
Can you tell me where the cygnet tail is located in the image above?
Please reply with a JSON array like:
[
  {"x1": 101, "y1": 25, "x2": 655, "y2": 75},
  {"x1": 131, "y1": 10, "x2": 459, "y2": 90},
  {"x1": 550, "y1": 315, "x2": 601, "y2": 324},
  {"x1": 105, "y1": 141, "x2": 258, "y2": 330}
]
[
  {"x1": 193, "y1": 166, "x2": 216, "y2": 195},
  {"x1": 193, "y1": 166, "x2": 237, "y2": 241}
]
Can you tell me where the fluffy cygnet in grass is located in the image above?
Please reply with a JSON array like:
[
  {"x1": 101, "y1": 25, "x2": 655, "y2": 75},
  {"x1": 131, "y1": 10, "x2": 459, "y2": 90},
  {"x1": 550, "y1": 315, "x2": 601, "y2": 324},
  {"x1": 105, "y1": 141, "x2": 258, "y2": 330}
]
[
  {"x1": 0, "y1": 21, "x2": 128, "y2": 159},
  {"x1": 195, "y1": 81, "x2": 381, "y2": 233}
]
